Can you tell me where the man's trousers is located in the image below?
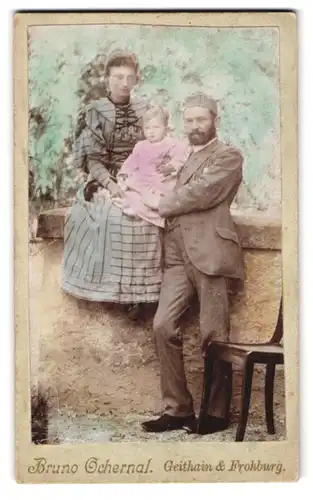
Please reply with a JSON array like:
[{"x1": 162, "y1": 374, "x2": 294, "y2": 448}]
[{"x1": 154, "y1": 223, "x2": 231, "y2": 418}]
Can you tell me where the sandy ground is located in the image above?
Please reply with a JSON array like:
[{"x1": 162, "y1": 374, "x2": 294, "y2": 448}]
[{"x1": 47, "y1": 369, "x2": 285, "y2": 444}]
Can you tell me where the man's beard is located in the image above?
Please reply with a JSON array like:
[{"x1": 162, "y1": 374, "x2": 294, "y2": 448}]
[{"x1": 188, "y1": 125, "x2": 216, "y2": 146}]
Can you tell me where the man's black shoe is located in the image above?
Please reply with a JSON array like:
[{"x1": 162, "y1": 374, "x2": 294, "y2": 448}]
[
  {"x1": 142, "y1": 414, "x2": 196, "y2": 433},
  {"x1": 182, "y1": 415, "x2": 198, "y2": 434},
  {"x1": 197, "y1": 416, "x2": 229, "y2": 435}
]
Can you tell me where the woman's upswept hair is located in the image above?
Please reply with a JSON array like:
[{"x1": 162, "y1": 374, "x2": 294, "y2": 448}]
[
  {"x1": 105, "y1": 50, "x2": 140, "y2": 81},
  {"x1": 142, "y1": 105, "x2": 170, "y2": 127}
]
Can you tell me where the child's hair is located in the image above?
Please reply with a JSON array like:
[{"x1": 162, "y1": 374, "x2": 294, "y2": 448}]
[{"x1": 142, "y1": 105, "x2": 170, "y2": 127}]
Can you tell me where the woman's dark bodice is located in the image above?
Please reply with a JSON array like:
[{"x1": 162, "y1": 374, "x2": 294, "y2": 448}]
[
  {"x1": 107, "y1": 98, "x2": 145, "y2": 178},
  {"x1": 73, "y1": 95, "x2": 148, "y2": 181}
]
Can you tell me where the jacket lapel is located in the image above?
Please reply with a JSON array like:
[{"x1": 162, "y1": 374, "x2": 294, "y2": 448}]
[{"x1": 177, "y1": 139, "x2": 221, "y2": 186}]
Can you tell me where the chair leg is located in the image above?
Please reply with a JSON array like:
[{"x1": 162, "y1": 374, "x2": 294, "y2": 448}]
[
  {"x1": 225, "y1": 362, "x2": 233, "y2": 421},
  {"x1": 236, "y1": 361, "x2": 254, "y2": 442},
  {"x1": 197, "y1": 353, "x2": 214, "y2": 433},
  {"x1": 265, "y1": 363, "x2": 276, "y2": 434}
]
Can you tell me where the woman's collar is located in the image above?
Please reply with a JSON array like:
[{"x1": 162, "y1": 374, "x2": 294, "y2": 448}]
[{"x1": 107, "y1": 92, "x2": 130, "y2": 106}]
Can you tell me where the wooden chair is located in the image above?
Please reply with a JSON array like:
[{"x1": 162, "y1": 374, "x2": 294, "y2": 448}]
[{"x1": 198, "y1": 299, "x2": 284, "y2": 441}]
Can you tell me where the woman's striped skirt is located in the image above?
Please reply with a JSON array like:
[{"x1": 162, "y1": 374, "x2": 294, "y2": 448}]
[{"x1": 61, "y1": 189, "x2": 162, "y2": 303}]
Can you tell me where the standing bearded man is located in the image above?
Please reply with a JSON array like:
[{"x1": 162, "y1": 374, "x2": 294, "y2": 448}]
[{"x1": 142, "y1": 93, "x2": 245, "y2": 435}]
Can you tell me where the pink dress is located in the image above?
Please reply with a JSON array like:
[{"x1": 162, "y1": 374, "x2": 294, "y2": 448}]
[{"x1": 114, "y1": 136, "x2": 188, "y2": 227}]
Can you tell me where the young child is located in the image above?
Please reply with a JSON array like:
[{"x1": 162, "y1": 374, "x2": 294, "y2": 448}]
[{"x1": 110, "y1": 105, "x2": 188, "y2": 227}]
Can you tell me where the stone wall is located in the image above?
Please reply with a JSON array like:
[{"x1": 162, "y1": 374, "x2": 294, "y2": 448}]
[{"x1": 30, "y1": 209, "x2": 282, "y2": 417}]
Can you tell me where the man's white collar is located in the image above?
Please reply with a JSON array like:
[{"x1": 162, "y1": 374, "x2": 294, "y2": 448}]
[{"x1": 189, "y1": 136, "x2": 218, "y2": 154}]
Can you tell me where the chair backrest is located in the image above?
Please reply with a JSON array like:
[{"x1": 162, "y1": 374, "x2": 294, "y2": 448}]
[{"x1": 270, "y1": 298, "x2": 283, "y2": 344}]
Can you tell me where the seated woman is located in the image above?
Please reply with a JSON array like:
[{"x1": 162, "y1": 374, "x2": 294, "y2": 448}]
[
  {"x1": 61, "y1": 51, "x2": 166, "y2": 305},
  {"x1": 96, "y1": 105, "x2": 189, "y2": 228}
]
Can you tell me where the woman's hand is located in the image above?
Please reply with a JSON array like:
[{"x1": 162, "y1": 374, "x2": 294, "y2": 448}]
[
  {"x1": 116, "y1": 173, "x2": 129, "y2": 192},
  {"x1": 107, "y1": 180, "x2": 123, "y2": 198},
  {"x1": 118, "y1": 180, "x2": 129, "y2": 193},
  {"x1": 93, "y1": 187, "x2": 111, "y2": 201}
]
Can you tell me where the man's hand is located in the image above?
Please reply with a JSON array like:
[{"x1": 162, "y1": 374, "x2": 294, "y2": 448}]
[
  {"x1": 142, "y1": 189, "x2": 162, "y2": 210},
  {"x1": 156, "y1": 161, "x2": 176, "y2": 176},
  {"x1": 158, "y1": 192, "x2": 176, "y2": 217}
]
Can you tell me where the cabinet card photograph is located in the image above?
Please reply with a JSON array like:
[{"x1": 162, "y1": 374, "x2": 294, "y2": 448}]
[{"x1": 14, "y1": 11, "x2": 298, "y2": 483}]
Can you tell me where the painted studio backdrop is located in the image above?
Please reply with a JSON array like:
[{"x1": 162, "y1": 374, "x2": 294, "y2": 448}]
[{"x1": 28, "y1": 25, "x2": 280, "y2": 213}]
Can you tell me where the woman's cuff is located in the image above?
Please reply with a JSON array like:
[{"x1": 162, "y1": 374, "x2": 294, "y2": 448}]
[
  {"x1": 103, "y1": 177, "x2": 111, "y2": 188},
  {"x1": 88, "y1": 160, "x2": 110, "y2": 187}
]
